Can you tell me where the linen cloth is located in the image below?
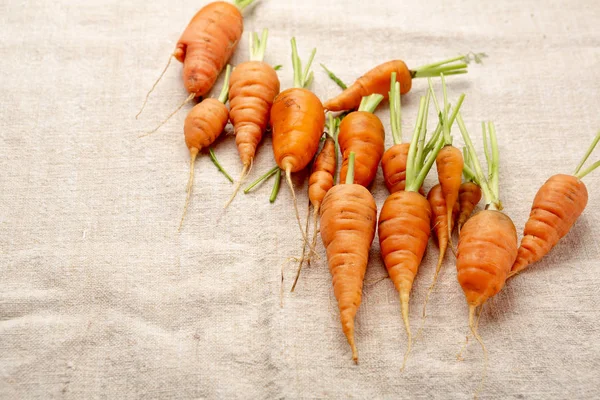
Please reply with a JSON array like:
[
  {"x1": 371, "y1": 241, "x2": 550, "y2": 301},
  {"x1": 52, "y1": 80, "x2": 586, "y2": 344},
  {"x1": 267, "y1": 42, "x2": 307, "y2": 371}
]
[{"x1": 1, "y1": 0, "x2": 599, "y2": 398}]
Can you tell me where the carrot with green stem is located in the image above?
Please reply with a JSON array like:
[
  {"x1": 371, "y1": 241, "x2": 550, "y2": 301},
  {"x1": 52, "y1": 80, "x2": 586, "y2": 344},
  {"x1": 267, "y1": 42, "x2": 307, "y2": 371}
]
[
  {"x1": 291, "y1": 114, "x2": 340, "y2": 292},
  {"x1": 320, "y1": 152, "x2": 377, "y2": 363},
  {"x1": 178, "y1": 65, "x2": 232, "y2": 231},
  {"x1": 378, "y1": 92, "x2": 443, "y2": 369},
  {"x1": 509, "y1": 131, "x2": 600, "y2": 277},
  {"x1": 225, "y1": 28, "x2": 281, "y2": 207},
  {"x1": 271, "y1": 38, "x2": 325, "y2": 247},
  {"x1": 455, "y1": 116, "x2": 517, "y2": 397},
  {"x1": 138, "y1": 1, "x2": 254, "y2": 134},
  {"x1": 324, "y1": 55, "x2": 469, "y2": 112},
  {"x1": 337, "y1": 94, "x2": 385, "y2": 187}
]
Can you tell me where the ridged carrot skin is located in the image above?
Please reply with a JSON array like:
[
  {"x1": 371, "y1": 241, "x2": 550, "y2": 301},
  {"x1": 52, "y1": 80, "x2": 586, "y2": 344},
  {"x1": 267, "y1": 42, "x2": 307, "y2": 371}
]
[
  {"x1": 308, "y1": 138, "x2": 336, "y2": 209},
  {"x1": 457, "y1": 210, "x2": 518, "y2": 307},
  {"x1": 381, "y1": 144, "x2": 425, "y2": 195},
  {"x1": 428, "y1": 184, "x2": 460, "y2": 248},
  {"x1": 338, "y1": 112, "x2": 385, "y2": 187},
  {"x1": 320, "y1": 184, "x2": 377, "y2": 363},
  {"x1": 229, "y1": 61, "x2": 280, "y2": 166},
  {"x1": 511, "y1": 174, "x2": 588, "y2": 275},
  {"x1": 184, "y1": 98, "x2": 230, "y2": 151},
  {"x1": 271, "y1": 88, "x2": 325, "y2": 173},
  {"x1": 174, "y1": 2, "x2": 244, "y2": 97},
  {"x1": 324, "y1": 60, "x2": 412, "y2": 112},
  {"x1": 457, "y1": 182, "x2": 482, "y2": 232},
  {"x1": 436, "y1": 145, "x2": 464, "y2": 240}
]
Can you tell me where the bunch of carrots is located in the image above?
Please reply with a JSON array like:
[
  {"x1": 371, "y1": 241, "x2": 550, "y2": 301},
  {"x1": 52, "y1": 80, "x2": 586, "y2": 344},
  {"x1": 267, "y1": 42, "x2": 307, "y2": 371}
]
[{"x1": 135, "y1": 1, "x2": 599, "y2": 397}]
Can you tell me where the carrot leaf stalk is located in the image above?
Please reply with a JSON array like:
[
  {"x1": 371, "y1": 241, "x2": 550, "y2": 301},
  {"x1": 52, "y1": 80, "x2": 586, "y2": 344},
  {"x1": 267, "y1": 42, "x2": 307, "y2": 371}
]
[
  {"x1": 244, "y1": 165, "x2": 279, "y2": 193},
  {"x1": 270, "y1": 168, "x2": 282, "y2": 203},
  {"x1": 389, "y1": 72, "x2": 402, "y2": 145},
  {"x1": 345, "y1": 152, "x2": 356, "y2": 184},
  {"x1": 209, "y1": 148, "x2": 234, "y2": 183},
  {"x1": 574, "y1": 130, "x2": 600, "y2": 179},
  {"x1": 357, "y1": 94, "x2": 384, "y2": 114},
  {"x1": 233, "y1": 0, "x2": 257, "y2": 12},
  {"x1": 273, "y1": 64, "x2": 283, "y2": 71},
  {"x1": 291, "y1": 38, "x2": 317, "y2": 89},
  {"x1": 411, "y1": 55, "x2": 469, "y2": 79},
  {"x1": 456, "y1": 114, "x2": 501, "y2": 210},
  {"x1": 217, "y1": 64, "x2": 232, "y2": 104},
  {"x1": 462, "y1": 148, "x2": 479, "y2": 183},
  {"x1": 321, "y1": 63, "x2": 348, "y2": 90},
  {"x1": 325, "y1": 113, "x2": 342, "y2": 184},
  {"x1": 249, "y1": 29, "x2": 269, "y2": 62}
]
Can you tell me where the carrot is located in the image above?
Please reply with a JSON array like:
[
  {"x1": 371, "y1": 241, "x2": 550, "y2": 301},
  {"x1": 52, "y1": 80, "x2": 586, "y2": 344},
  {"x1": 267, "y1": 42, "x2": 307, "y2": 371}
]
[
  {"x1": 457, "y1": 147, "x2": 483, "y2": 232},
  {"x1": 271, "y1": 38, "x2": 325, "y2": 246},
  {"x1": 225, "y1": 29, "x2": 281, "y2": 207},
  {"x1": 138, "y1": 0, "x2": 252, "y2": 133},
  {"x1": 337, "y1": 94, "x2": 385, "y2": 187},
  {"x1": 455, "y1": 116, "x2": 518, "y2": 397},
  {"x1": 178, "y1": 65, "x2": 232, "y2": 231},
  {"x1": 378, "y1": 92, "x2": 444, "y2": 369},
  {"x1": 509, "y1": 131, "x2": 600, "y2": 277},
  {"x1": 323, "y1": 55, "x2": 468, "y2": 112},
  {"x1": 291, "y1": 115, "x2": 340, "y2": 292},
  {"x1": 428, "y1": 75, "x2": 466, "y2": 251},
  {"x1": 320, "y1": 152, "x2": 377, "y2": 363}
]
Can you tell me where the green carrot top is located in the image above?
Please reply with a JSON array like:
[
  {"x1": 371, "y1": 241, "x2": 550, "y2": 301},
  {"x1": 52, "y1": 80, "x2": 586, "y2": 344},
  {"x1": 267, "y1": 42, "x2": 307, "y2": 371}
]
[
  {"x1": 249, "y1": 29, "x2": 269, "y2": 62},
  {"x1": 389, "y1": 72, "x2": 403, "y2": 145},
  {"x1": 574, "y1": 130, "x2": 600, "y2": 179},
  {"x1": 427, "y1": 74, "x2": 465, "y2": 146},
  {"x1": 217, "y1": 65, "x2": 232, "y2": 104},
  {"x1": 291, "y1": 37, "x2": 316, "y2": 89},
  {"x1": 234, "y1": 0, "x2": 257, "y2": 12}
]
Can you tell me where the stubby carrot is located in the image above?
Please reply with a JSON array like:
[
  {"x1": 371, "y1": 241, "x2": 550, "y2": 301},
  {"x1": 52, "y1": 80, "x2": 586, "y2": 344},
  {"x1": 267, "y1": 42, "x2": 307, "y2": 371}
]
[
  {"x1": 455, "y1": 116, "x2": 517, "y2": 397},
  {"x1": 291, "y1": 115, "x2": 340, "y2": 292},
  {"x1": 378, "y1": 93, "x2": 444, "y2": 369},
  {"x1": 320, "y1": 152, "x2": 377, "y2": 363},
  {"x1": 510, "y1": 131, "x2": 600, "y2": 277},
  {"x1": 179, "y1": 66, "x2": 232, "y2": 230},
  {"x1": 324, "y1": 55, "x2": 469, "y2": 112},
  {"x1": 138, "y1": 1, "x2": 253, "y2": 133},
  {"x1": 225, "y1": 29, "x2": 281, "y2": 207},
  {"x1": 338, "y1": 94, "x2": 385, "y2": 187},
  {"x1": 271, "y1": 38, "x2": 325, "y2": 246}
]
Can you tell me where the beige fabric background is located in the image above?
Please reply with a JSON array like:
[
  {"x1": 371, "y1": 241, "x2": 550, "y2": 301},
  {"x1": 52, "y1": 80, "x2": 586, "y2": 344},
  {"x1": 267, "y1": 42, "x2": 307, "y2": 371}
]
[{"x1": 1, "y1": 0, "x2": 599, "y2": 398}]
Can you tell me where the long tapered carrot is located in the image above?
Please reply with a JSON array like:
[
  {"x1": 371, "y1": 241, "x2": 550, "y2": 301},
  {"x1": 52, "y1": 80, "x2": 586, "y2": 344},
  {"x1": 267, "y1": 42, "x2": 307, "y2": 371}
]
[
  {"x1": 320, "y1": 152, "x2": 377, "y2": 363},
  {"x1": 324, "y1": 55, "x2": 469, "y2": 112},
  {"x1": 455, "y1": 115, "x2": 517, "y2": 397},
  {"x1": 509, "y1": 131, "x2": 600, "y2": 277},
  {"x1": 337, "y1": 94, "x2": 385, "y2": 187},
  {"x1": 271, "y1": 38, "x2": 325, "y2": 246},
  {"x1": 291, "y1": 114, "x2": 340, "y2": 292},
  {"x1": 138, "y1": 1, "x2": 252, "y2": 133},
  {"x1": 378, "y1": 92, "x2": 445, "y2": 369},
  {"x1": 179, "y1": 65, "x2": 231, "y2": 230},
  {"x1": 225, "y1": 29, "x2": 281, "y2": 207}
]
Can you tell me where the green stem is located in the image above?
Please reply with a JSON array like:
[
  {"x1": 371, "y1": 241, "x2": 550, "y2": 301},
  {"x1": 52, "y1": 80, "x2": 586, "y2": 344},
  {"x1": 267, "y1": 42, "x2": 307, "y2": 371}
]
[
  {"x1": 482, "y1": 122, "x2": 492, "y2": 179},
  {"x1": 488, "y1": 121, "x2": 500, "y2": 199},
  {"x1": 576, "y1": 160, "x2": 600, "y2": 179},
  {"x1": 244, "y1": 165, "x2": 279, "y2": 193},
  {"x1": 234, "y1": 0, "x2": 257, "y2": 12},
  {"x1": 269, "y1": 168, "x2": 282, "y2": 202},
  {"x1": 407, "y1": 96, "x2": 428, "y2": 186},
  {"x1": 415, "y1": 91, "x2": 431, "y2": 168},
  {"x1": 456, "y1": 113, "x2": 499, "y2": 207},
  {"x1": 291, "y1": 38, "x2": 317, "y2": 89},
  {"x1": 273, "y1": 65, "x2": 282, "y2": 71},
  {"x1": 389, "y1": 72, "x2": 402, "y2": 145},
  {"x1": 249, "y1": 29, "x2": 269, "y2": 62},
  {"x1": 321, "y1": 64, "x2": 347, "y2": 90},
  {"x1": 425, "y1": 124, "x2": 442, "y2": 154},
  {"x1": 412, "y1": 54, "x2": 469, "y2": 79},
  {"x1": 574, "y1": 130, "x2": 600, "y2": 175},
  {"x1": 209, "y1": 148, "x2": 233, "y2": 183},
  {"x1": 217, "y1": 65, "x2": 232, "y2": 104},
  {"x1": 358, "y1": 94, "x2": 384, "y2": 113},
  {"x1": 415, "y1": 133, "x2": 445, "y2": 188},
  {"x1": 345, "y1": 152, "x2": 356, "y2": 184}
]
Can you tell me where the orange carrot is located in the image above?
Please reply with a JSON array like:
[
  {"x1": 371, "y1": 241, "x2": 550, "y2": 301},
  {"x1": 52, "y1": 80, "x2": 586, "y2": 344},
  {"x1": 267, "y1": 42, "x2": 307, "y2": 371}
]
[
  {"x1": 378, "y1": 93, "x2": 444, "y2": 369},
  {"x1": 510, "y1": 131, "x2": 600, "y2": 277},
  {"x1": 138, "y1": 1, "x2": 252, "y2": 132},
  {"x1": 225, "y1": 29, "x2": 281, "y2": 207},
  {"x1": 455, "y1": 116, "x2": 517, "y2": 396},
  {"x1": 178, "y1": 65, "x2": 231, "y2": 230},
  {"x1": 457, "y1": 150, "x2": 483, "y2": 232},
  {"x1": 428, "y1": 76, "x2": 466, "y2": 250},
  {"x1": 291, "y1": 115, "x2": 340, "y2": 292},
  {"x1": 320, "y1": 152, "x2": 377, "y2": 363},
  {"x1": 271, "y1": 38, "x2": 325, "y2": 245},
  {"x1": 338, "y1": 94, "x2": 385, "y2": 187},
  {"x1": 324, "y1": 55, "x2": 468, "y2": 112}
]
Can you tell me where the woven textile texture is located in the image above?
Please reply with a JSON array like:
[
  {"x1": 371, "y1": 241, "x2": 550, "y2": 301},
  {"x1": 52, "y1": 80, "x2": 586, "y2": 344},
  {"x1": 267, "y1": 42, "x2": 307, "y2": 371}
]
[{"x1": 1, "y1": 0, "x2": 599, "y2": 398}]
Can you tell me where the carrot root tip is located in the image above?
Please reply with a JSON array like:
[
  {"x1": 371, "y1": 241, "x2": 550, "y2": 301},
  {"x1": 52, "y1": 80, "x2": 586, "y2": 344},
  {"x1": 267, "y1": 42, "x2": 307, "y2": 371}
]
[
  {"x1": 178, "y1": 149, "x2": 199, "y2": 232},
  {"x1": 224, "y1": 164, "x2": 250, "y2": 209}
]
